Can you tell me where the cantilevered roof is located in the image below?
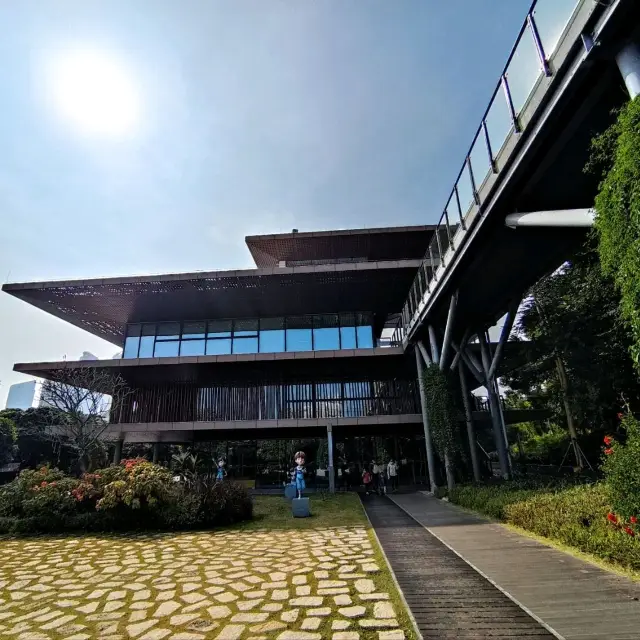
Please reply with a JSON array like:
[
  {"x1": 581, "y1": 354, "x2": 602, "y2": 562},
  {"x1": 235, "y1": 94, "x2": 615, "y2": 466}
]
[
  {"x1": 2, "y1": 260, "x2": 422, "y2": 346},
  {"x1": 246, "y1": 225, "x2": 435, "y2": 267}
]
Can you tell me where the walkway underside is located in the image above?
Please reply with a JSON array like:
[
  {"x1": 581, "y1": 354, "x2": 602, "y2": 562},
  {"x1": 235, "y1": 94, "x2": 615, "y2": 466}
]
[{"x1": 362, "y1": 495, "x2": 554, "y2": 639}]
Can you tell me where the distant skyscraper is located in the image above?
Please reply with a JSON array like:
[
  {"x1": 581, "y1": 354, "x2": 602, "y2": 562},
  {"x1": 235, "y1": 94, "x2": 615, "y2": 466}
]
[{"x1": 5, "y1": 380, "x2": 38, "y2": 410}]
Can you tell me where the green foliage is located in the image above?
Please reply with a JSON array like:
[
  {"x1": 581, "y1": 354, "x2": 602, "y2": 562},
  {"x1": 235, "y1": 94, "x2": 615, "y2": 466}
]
[
  {"x1": 593, "y1": 98, "x2": 640, "y2": 370},
  {"x1": 0, "y1": 460, "x2": 253, "y2": 533},
  {"x1": 504, "y1": 242, "x2": 639, "y2": 438},
  {"x1": 449, "y1": 482, "x2": 640, "y2": 570},
  {"x1": 97, "y1": 459, "x2": 174, "y2": 511},
  {"x1": 601, "y1": 412, "x2": 640, "y2": 520},
  {"x1": 0, "y1": 416, "x2": 17, "y2": 465},
  {"x1": 422, "y1": 364, "x2": 458, "y2": 455}
]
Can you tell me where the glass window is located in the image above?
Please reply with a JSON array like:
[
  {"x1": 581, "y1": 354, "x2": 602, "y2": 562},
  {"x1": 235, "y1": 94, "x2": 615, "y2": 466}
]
[
  {"x1": 156, "y1": 322, "x2": 180, "y2": 340},
  {"x1": 340, "y1": 326, "x2": 357, "y2": 349},
  {"x1": 182, "y1": 321, "x2": 206, "y2": 339},
  {"x1": 123, "y1": 336, "x2": 140, "y2": 359},
  {"x1": 138, "y1": 324, "x2": 156, "y2": 358},
  {"x1": 206, "y1": 338, "x2": 231, "y2": 355},
  {"x1": 313, "y1": 314, "x2": 339, "y2": 351},
  {"x1": 154, "y1": 340, "x2": 179, "y2": 357},
  {"x1": 234, "y1": 318, "x2": 258, "y2": 337},
  {"x1": 180, "y1": 339, "x2": 206, "y2": 356},
  {"x1": 260, "y1": 318, "x2": 285, "y2": 353},
  {"x1": 314, "y1": 328, "x2": 339, "y2": 350},
  {"x1": 233, "y1": 337, "x2": 259, "y2": 354},
  {"x1": 287, "y1": 316, "x2": 313, "y2": 352},
  {"x1": 356, "y1": 325, "x2": 374, "y2": 348},
  {"x1": 207, "y1": 319, "x2": 232, "y2": 338}
]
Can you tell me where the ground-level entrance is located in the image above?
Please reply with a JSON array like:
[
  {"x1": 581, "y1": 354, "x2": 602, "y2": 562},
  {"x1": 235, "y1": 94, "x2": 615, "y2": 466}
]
[{"x1": 145, "y1": 434, "x2": 431, "y2": 491}]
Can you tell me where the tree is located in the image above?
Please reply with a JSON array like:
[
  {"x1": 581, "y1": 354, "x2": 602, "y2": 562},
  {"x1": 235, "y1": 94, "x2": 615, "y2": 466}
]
[
  {"x1": 503, "y1": 242, "x2": 640, "y2": 462},
  {"x1": 0, "y1": 416, "x2": 17, "y2": 465},
  {"x1": 37, "y1": 368, "x2": 131, "y2": 474},
  {"x1": 589, "y1": 98, "x2": 640, "y2": 371}
]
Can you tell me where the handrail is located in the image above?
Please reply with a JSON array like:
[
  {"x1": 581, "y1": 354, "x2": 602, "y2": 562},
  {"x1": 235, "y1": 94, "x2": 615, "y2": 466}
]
[{"x1": 400, "y1": 0, "x2": 581, "y2": 341}]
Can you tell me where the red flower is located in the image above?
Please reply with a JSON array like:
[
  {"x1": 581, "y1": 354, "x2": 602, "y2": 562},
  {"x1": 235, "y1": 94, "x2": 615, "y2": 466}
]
[
  {"x1": 604, "y1": 435, "x2": 613, "y2": 445},
  {"x1": 40, "y1": 481, "x2": 48, "y2": 488},
  {"x1": 618, "y1": 412, "x2": 624, "y2": 420},
  {"x1": 625, "y1": 526, "x2": 635, "y2": 536},
  {"x1": 631, "y1": 516, "x2": 638, "y2": 524},
  {"x1": 607, "y1": 512, "x2": 618, "y2": 524},
  {"x1": 604, "y1": 448, "x2": 614, "y2": 455}
]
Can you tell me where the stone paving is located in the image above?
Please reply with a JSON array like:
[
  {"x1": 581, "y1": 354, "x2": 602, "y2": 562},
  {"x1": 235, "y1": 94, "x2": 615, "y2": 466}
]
[{"x1": 0, "y1": 527, "x2": 407, "y2": 640}]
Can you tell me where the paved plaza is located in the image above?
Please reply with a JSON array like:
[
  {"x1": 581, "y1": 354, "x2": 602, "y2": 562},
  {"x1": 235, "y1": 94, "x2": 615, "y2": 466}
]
[{"x1": 0, "y1": 526, "x2": 409, "y2": 640}]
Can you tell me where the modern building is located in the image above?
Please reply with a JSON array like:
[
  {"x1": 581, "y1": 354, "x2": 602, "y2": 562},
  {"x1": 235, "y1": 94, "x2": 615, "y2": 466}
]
[
  {"x1": 5, "y1": 380, "x2": 39, "y2": 410},
  {"x1": 2, "y1": 226, "x2": 537, "y2": 488}
]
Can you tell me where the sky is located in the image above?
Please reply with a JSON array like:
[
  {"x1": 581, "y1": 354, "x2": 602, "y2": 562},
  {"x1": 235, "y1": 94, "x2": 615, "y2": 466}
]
[{"x1": 0, "y1": 0, "x2": 576, "y2": 408}]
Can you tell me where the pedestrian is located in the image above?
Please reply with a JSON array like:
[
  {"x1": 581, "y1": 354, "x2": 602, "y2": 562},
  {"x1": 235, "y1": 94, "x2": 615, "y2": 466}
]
[
  {"x1": 362, "y1": 467, "x2": 373, "y2": 495},
  {"x1": 378, "y1": 462, "x2": 387, "y2": 495},
  {"x1": 387, "y1": 458, "x2": 399, "y2": 492},
  {"x1": 372, "y1": 459, "x2": 381, "y2": 494}
]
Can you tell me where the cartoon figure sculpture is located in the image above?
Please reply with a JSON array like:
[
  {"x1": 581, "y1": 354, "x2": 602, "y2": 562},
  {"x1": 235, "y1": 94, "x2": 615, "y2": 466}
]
[
  {"x1": 291, "y1": 451, "x2": 306, "y2": 498},
  {"x1": 216, "y1": 458, "x2": 227, "y2": 482}
]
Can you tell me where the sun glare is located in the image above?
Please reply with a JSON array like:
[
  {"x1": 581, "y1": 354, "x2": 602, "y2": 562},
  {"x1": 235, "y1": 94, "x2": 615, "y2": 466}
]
[{"x1": 47, "y1": 49, "x2": 140, "y2": 137}]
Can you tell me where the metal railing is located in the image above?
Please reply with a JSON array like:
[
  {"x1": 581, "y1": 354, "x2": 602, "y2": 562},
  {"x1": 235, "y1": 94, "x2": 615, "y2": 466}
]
[{"x1": 400, "y1": 0, "x2": 581, "y2": 340}]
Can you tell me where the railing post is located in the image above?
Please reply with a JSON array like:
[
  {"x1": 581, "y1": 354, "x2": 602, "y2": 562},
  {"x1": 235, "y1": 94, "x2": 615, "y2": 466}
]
[
  {"x1": 501, "y1": 74, "x2": 521, "y2": 133},
  {"x1": 527, "y1": 12, "x2": 551, "y2": 77},
  {"x1": 467, "y1": 157, "x2": 481, "y2": 206},
  {"x1": 482, "y1": 119, "x2": 497, "y2": 174}
]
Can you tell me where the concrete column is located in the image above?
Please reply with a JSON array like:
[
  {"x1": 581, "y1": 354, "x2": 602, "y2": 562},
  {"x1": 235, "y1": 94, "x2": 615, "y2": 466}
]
[
  {"x1": 415, "y1": 347, "x2": 438, "y2": 492},
  {"x1": 616, "y1": 42, "x2": 640, "y2": 99},
  {"x1": 113, "y1": 439, "x2": 124, "y2": 465},
  {"x1": 458, "y1": 361, "x2": 481, "y2": 482},
  {"x1": 152, "y1": 443, "x2": 160, "y2": 464},
  {"x1": 478, "y1": 334, "x2": 510, "y2": 479},
  {"x1": 327, "y1": 423, "x2": 335, "y2": 493}
]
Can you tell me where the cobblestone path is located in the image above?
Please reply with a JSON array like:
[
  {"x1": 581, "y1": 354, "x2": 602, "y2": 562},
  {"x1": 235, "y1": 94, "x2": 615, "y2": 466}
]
[{"x1": 0, "y1": 527, "x2": 407, "y2": 640}]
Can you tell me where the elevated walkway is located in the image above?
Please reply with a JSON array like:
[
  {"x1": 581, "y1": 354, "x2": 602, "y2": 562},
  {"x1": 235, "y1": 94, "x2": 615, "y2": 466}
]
[{"x1": 386, "y1": 492, "x2": 640, "y2": 640}]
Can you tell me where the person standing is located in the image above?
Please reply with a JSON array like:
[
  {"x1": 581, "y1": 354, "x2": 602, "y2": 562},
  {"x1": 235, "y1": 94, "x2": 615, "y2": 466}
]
[{"x1": 387, "y1": 458, "x2": 399, "y2": 492}]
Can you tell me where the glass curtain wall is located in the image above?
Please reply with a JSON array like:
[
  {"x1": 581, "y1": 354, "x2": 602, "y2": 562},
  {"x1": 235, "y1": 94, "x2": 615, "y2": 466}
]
[{"x1": 123, "y1": 313, "x2": 375, "y2": 359}]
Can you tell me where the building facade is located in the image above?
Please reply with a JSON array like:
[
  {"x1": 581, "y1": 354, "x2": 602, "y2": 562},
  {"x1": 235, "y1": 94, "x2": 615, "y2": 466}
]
[
  {"x1": 5, "y1": 380, "x2": 39, "y2": 410},
  {"x1": 4, "y1": 225, "x2": 530, "y2": 488}
]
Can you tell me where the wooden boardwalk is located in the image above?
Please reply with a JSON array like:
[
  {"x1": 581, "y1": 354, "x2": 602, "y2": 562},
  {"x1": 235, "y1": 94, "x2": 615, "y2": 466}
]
[
  {"x1": 362, "y1": 495, "x2": 555, "y2": 639},
  {"x1": 388, "y1": 492, "x2": 640, "y2": 640}
]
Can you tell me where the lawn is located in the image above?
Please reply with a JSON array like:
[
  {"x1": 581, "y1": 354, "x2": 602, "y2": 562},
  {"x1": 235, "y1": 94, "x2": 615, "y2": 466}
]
[{"x1": 0, "y1": 494, "x2": 416, "y2": 639}]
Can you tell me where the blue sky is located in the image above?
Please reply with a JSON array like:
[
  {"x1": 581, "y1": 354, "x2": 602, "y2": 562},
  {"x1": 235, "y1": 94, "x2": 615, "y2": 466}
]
[{"x1": 0, "y1": 0, "x2": 575, "y2": 407}]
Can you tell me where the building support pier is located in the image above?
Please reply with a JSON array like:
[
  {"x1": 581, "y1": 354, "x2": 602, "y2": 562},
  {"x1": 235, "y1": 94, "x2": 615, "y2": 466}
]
[{"x1": 616, "y1": 41, "x2": 640, "y2": 99}]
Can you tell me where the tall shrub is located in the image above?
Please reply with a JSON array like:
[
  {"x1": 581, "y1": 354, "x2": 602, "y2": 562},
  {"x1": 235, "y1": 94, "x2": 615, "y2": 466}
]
[{"x1": 593, "y1": 98, "x2": 640, "y2": 370}]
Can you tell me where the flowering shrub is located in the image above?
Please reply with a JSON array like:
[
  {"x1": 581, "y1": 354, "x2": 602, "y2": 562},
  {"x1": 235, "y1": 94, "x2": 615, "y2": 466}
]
[
  {"x1": 97, "y1": 460, "x2": 174, "y2": 511},
  {"x1": 0, "y1": 461, "x2": 253, "y2": 533}
]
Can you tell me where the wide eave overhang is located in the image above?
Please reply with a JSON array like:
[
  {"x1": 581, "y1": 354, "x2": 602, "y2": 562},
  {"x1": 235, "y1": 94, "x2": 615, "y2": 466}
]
[
  {"x1": 3, "y1": 260, "x2": 420, "y2": 346},
  {"x1": 246, "y1": 225, "x2": 435, "y2": 267}
]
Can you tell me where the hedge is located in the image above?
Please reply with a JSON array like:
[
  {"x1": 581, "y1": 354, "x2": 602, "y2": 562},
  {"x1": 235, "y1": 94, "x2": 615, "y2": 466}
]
[{"x1": 448, "y1": 481, "x2": 640, "y2": 571}]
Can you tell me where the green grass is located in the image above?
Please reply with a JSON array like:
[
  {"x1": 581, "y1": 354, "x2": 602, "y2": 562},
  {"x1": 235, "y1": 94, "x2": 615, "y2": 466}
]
[{"x1": 235, "y1": 493, "x2": 369, "y2": 531}]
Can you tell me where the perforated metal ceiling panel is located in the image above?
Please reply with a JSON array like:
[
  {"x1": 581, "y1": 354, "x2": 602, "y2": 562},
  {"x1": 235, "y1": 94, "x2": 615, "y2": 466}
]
[{"x1": 3, "y1": 262, "x2": 421, "y2": 345}]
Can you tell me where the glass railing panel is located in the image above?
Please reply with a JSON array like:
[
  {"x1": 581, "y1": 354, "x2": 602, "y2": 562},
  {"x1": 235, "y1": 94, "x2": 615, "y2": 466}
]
[
  {"x1": 504, "y1": 27, "x2": 543, "y2": 115},
  {"x1": 484, "y1": 87, "x2": 513, "y2": 159},
  {"x1": 455, "y1": 165, "x2": 475, "y2": 218},
  {"x1": 469, "y1": 130, "x2": 492, "y2": 192},
  {"x1": 533, "y1": 0, "x2": 579, "y2": 58}
]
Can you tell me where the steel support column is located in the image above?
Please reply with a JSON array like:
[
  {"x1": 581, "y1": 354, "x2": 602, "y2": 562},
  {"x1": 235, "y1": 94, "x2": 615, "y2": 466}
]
[
  {"x1": 478, "y1": 332, "x2": 510, "y2": 478},
  {"x1": 428, "y1": 325, "x2": 440, "y2": 366},
  {"x1": 152, "y1": 442, "x2": 160, "y2": 464},
  {"x1": 616, "y1": 41, "x2": 640, "y2": 99},
  {"x1": 327, "y1": 423, "x2": 335, "y2": 494},
  {"x1": 113, "y1": 439, "x2": 124, "y2": 465},
  {"x1": 459, "y1": 360, "x2": 481, "y2": 482},
  {"x1": 415, "y1": 346, "x2": 438, "y2": 492},
  {"x1": 440, "y1": 291, "x2": 459, "y2": 371}
]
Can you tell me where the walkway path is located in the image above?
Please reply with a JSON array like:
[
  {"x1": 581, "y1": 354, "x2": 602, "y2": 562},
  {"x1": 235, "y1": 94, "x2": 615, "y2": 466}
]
[
  {"x1": 361, "y1": 495, "x2": 554, "y2": 639},
  {"x1": 388, "y1": 492, "x2": 640, "y2": 640}
]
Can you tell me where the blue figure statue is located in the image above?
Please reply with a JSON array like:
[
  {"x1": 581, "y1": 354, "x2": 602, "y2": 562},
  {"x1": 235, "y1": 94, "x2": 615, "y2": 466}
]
[
  {"x1": 292, "y1": 451, "x2": 306, "y2": 498},
  {"x1": 216, "y1": 458, "x2": 227, "y2": 482}
]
